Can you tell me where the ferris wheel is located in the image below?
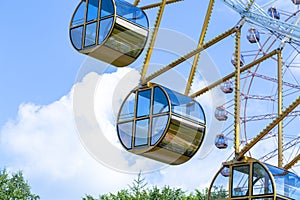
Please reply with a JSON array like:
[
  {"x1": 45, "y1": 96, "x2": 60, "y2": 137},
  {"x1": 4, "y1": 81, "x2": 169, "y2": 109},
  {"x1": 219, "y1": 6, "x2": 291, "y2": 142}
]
[{"x1": 69, "y1": 0, "x2": 300, "y2": 199}]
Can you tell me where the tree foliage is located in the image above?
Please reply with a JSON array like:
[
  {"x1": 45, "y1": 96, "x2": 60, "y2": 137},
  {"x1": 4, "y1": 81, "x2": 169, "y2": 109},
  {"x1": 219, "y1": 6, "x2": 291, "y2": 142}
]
[
  {"x1": 83, "y1": 172, "x2": 227, "y2": 200},
  {"x1": 0, "y1": 169, "x2": 39, "y2": 200}
]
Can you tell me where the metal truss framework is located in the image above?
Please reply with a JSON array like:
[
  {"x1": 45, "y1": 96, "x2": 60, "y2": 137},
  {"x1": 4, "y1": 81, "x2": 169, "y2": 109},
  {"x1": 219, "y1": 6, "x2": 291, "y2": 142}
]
[{"x1": 137, "y1": 0, "x2": 300, "y2": 171}]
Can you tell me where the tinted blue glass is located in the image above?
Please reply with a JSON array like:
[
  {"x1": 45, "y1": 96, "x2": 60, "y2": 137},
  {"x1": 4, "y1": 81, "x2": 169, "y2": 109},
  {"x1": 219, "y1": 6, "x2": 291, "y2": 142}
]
[
  {"x1": 115, "y1": 0, "x2": 148, "y2": 28},
  {"x1": 85, "y1": 22, "x2": 97, "y2": 47},
  {"x1": 151, "y1": 115, "x2": 168, "y2": 145},
  {"x1": 119, "y1": 93, "x2": 135, "y2": 121},
  {"x1": 163, "y1": 86, "x2": 205, "y2": 123},
  {"x1": 136, "y1": 90, "x2": 151, "y2": 118},
  {"x1": 132, "y1": 10, "x2": 148, "y2": 28},
  {"x1": 98, "y1": 17, "x2": 113, "y2": 44},
  {"x1": 232, "y1": 165, "x2": 249, "y2": 197},
  {"x1": 101, "y1": 0, "x2": 114, "y2": 18},
  {"x1": 87, "y1": 0, "x2": 99, "y2": 22},
  {"x1": 135, "y1": 119, "x2": 149, "y2": 146},
  {"x1": 186, "y1": 101, "x2": 205, "y2": 123},
  {"x1": 72, "y1": 2, "x2": 86, "y2": 26},
  {"x1": 252, "y1": 163, "x2": 273, "y2": 195},
  {"x1": 118, "y1": 121, "x2": 133, "y2": 149},
  {"x1": 71, "y1": 26, "x2": 83, "y2": 50},
  {"x1": 153, "y1": 87, "x2": 169, "y2": 115},
  {"x1": 265, "y1": 164, "x2": 300, "y2": 199}
]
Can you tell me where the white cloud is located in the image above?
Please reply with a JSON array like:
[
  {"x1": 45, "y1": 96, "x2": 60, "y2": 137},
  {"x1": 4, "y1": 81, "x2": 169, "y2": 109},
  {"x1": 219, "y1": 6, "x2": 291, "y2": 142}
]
[{"x1": 3, "y1": 65, "x2": 283, "y2": 199}]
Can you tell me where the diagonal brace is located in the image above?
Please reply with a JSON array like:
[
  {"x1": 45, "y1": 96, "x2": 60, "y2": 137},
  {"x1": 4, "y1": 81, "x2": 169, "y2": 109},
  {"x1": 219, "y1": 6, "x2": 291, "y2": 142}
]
[
  {"x1": 143, "y1": 27, "x2": 238, "y2": 84},
  {"x1": 190, "y1": 49, "x2": 280, "y2": 98},
  {"x1": 284, "y1": 153, "x2": 300, "y2": 170},
  {"x1": 237, "y1": 95, "x2": 300, "y2": 160}
]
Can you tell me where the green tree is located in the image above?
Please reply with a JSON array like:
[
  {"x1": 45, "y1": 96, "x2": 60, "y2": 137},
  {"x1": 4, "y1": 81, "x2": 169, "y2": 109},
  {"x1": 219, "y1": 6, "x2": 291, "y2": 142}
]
[
  {"x1": 0, "y1": 169, "x2": 39, "y2": 200},
  {"x1": 83, "y1": 172, "x2": 230, "y2": 200}
]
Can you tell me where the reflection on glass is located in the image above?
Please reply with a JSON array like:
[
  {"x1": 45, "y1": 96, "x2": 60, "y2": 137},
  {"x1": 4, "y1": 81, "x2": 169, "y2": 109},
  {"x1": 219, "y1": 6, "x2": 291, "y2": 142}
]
[
  {"x1": 85, "y1": 22, "x2": 97, "y2": 47},
  {"x1": 162, "y1": 87, "x2": 205, "y2": 123},
  {"x1": 101, "y1": 0, "x2": 114, "y2": 18},
  {"x1": 118, "y1": 121, "x2": 133, "y2": 149},
  {"x1": 98, "y1": 17, "x2": 113, "y2": 44},
  {"x1": 119, "y1": 93, "x2": 135, "y2": 121},
  {"x1": 135, "y1": 119, "x2": 149, "y2": 146},
  {"x1": 232, "y1": 165, "x2": 249, "y2": 197},
  {"x1": 71, "y1": 26, "x2": 83, "y2": 50},
  {"x1": 136, "y1": 90, "x2": 151, "y2": 118},
  {"x1": 209, "y1": 167, "x2": 229, "y2": 200},
  {"x1": 153, "y1": 87, "x2": 169, "y2": 114},
  {"x1": 105, "y1": 22, "x2": 146, "y2": 58},
  {"x1": 265, "y1": 164, "x2": 300, "y2": 199},
  {"x1": 72, "y1": 2, "x2": 86, "y2": 26},
  {"x1": 253, "y1": 163, "x2": 273, "y2": 196},
  {"x1": 115, "y1": 0, "x2": 148, "y2": 28},
  {"x1": 151, "y1": 115, "x2": 168, "y2": 145},
  {"x1": 87, "y1": 0, "x2": 99, "y2": 22}
]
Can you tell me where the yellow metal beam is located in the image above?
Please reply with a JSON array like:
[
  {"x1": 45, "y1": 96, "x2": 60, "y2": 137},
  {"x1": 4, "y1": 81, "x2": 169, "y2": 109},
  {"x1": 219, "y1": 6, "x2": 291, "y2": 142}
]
[
  {"x1": 237, "y1": 95, "x2": 300, "y2": 160},
  {"x1": 278, "y1": 50, "x2": 283, "y2": 168},
  {"x1": 184, "y1": 0, "x2": 215, "y2": 95},
  {"x1": 141, "y1": 0, "x2": 167, "y2": 83},
  {"x1": 133, "y1": 0, "x2": 141, "y2": 6},
  {"x1": 139, "y1": 0, "x2": 182, "y2": 10},
  {"x1": 190, "y1": 49, "x2": 280, "y2": 98},
  {"x1": 143, "y1": 27, "x2": 238, "y2": 84},
  {"x1": 234, "y1": 29, "x2": 241, "y2": 157},
  {"x1": 284, "y1": 153, "x2": 300, "y2": 170}
]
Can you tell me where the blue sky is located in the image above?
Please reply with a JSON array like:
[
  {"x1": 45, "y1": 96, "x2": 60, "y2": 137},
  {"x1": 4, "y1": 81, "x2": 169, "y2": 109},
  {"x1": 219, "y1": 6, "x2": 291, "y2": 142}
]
[{"x1": 1, "y1": 0, "x2": 300, "y2": 199}]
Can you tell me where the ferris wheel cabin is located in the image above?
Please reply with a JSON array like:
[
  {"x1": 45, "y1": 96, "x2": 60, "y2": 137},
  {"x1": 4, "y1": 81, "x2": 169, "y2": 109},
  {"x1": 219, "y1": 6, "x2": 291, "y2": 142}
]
[
  {"x1": 215, "y1": 106, "x2": 228, "y2": 121},
  {"x1": 208, "y1": 158, "x2": 300, "y2": 200},
  {"x1": 292, "y1": 0, "x2": 300, "y2": 5},
  {"x1": 116, "y1": 83, "x2": 206, "y2": 165},
  {"x1": 231, "y1": 54, "x2": 245, "y2": 67},
  {"x1": 247, "y1": 28, "x2": 260, "y2": 43},
  {"x1": 268, "y1": 7, "x2": 280, "y2": 20},
  {"x1": 215, "y1": 133, "x2": 228, "y2": 149},
  {"x1": 221, "y1": 81, "x2": 233, "y2": 94},
  {"x1": 69, "y1": 0, "x2": 149, "y2": 67}
]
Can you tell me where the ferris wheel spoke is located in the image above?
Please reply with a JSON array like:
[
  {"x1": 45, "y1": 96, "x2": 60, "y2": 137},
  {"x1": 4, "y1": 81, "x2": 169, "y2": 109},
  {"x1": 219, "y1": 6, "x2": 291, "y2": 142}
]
[
  {"x1": 284, "y1": 153, "x2": 300, "y2": 170},
  {"x1": 190, "y1": 49, "x2": 279, "y2": 98},
  {"x1": 259, "y1": 136, "x2": 300, "y2": 162},
  {"x1": 237, "y1": 95, "x2": 300, "y2": 160}
]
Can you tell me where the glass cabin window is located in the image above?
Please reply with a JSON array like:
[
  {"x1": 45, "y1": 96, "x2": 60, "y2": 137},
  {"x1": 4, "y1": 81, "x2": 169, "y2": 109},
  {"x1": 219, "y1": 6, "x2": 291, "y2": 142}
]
[
  {"x1": 70, "y1": 26, "x2": 84, "y2": 50},
  {"x1": 163, "y1": 87, "x2": 205, "y2": 123},
  {"x1": 72, "y1": 2, "x2": 86, "y2": 26},
  {"x1": 85, "y1": 22, "x2": 97, "y2": 47},
  {"x1": 232, "y1": 165, "x2": 250, "y2": 197},
  {"x1": 87, "y1": 0, "x2": 99, "y2": 22},
  {"x1": 266, "y1": 164, "x2": 300, "y2": 199},
  {"x1": 253, "y1": 163, "x2": 273, "y2": 196},
  {"x1": 101, "y1": 0, "x2": 114, "y2": 18},
  {"x1": 115, "y1": 0, "x2": 148, "y2": 28},
  {"x1": 209, "y1": 166, "x2": 230, "y2": 200},
  {"x1": 135, "y1": 119, "x2": 149, "y2": 146},
  {"x1": 98, "y1": 17, "x2": 113, "y2": 44},
  {"x1": 119, "y1": 93, "x2": 135, "y2": 121},
  {"x1": 153, "y1": 87, "x2": 169, "y2": 115},
  {"x1": 118, "y1": 121, "x2": 133, "y2": 149},
  {"x1": 151, "y1": 115, "x2": 168, "y2": 145},
  {"x1": 136, "y1": 90, "x2": 151, "y2": 118}
]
